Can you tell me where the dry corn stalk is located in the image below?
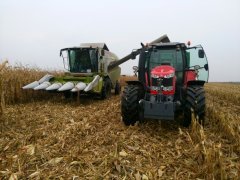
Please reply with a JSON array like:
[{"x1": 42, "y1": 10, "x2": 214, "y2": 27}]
[
  {"x1": 0, "y1": 60, "x2": 8, "y2": 117},
  {"x1": 0, "y1": 60, "x2": 8, "y2": 72}
]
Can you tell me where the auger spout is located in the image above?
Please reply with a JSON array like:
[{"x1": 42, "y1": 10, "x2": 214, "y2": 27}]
[{"x1": 108, "y1": 34, "x2": 170, "y2": 71}]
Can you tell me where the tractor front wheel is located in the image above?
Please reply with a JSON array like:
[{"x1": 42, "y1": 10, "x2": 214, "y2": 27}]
[
  {"x1": 121, "y1": 85, "x2": 143, "y2": 126},
  {"x1": 183, "y1": 86, "x2": 206, "y2": 127}
]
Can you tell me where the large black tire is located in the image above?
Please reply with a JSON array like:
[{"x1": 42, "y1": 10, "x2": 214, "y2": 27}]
[
  {"x1": 115, "y1": 81, "x2": 121, "y2": 95},
  {"x1": 183, "y1": 86, "x2": 206, "y2": 127},
  {"x1": 121, "y1": 85, "x2": 143, "y2": 126},
  {"x1": 101, "y1": 78, "x2": 112, "y2": 99}
]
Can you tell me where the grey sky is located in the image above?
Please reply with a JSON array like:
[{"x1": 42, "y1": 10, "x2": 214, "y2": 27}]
[{"x1": 0, "y1": 0, "x2": 239, "y2": 81}]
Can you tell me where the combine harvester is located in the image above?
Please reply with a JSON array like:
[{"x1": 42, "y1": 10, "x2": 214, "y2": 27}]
[
  {"x1": 23, "y1": 43, "x2": 121, "y2": 99},
  {"x1": 23, "y1": 35, "x2": 170, "y2": 98}
]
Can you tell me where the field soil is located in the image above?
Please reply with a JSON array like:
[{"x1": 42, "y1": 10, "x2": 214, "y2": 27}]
[{"x1": 0, "y1": 80, "x2": 240, "y2": 179}]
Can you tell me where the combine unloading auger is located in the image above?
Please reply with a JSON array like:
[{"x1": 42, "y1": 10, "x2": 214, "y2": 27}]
[{"x1": 22, "y1": 35, "x2": 170, "y2": 98}]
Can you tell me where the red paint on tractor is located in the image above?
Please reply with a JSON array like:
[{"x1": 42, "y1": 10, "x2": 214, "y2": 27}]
[
  {"x1": 184, "y1": 70, "x2": 197, "y2": 87},
  {"x1": 150, "y1": 65, "x2": 176, "y2": 95}
]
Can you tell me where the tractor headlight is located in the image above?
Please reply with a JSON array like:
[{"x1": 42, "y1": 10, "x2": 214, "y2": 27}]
[
  {"x1": 164, "y1": 72, "x2": 174, "y2": 78},
  {"x1": 151, "y1": 86, "x2": 160, "y2": 91},
  {"x1": 151, "y1": 74, "x2": 159, "y2": 78},
  {"x1": 162, "y1": 86, "x2": 173, "y2": 91}
]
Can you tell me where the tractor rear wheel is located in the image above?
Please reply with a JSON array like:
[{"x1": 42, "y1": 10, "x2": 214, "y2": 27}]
[
  {"x1": 183, "y1": 86, "x2": 206, "y2": 127},
  {"x1": 121, "y1": 85, "x2": 143, "y2": 126},
  {"x1": 101, "y1": 78, "x2": 111, "y2": 99}
]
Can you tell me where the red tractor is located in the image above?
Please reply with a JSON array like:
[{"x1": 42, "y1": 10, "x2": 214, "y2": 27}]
[{"x1": 121, "y1": 36, "x2": 209, "y2": 126}]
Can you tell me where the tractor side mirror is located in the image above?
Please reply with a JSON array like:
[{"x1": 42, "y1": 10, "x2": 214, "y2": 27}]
[
  {"x1": 198, "y1": 49, "x2": 205, "y2": 58},
  {"x1": 133, "y1": 66, "x2": 138, "y2": 75},
  {"x1": 194, "y1": 65, "x2": 201, "y2": 70},
  {"x1": 204, "y1": 64, "x2": 209, "y2": 71}
]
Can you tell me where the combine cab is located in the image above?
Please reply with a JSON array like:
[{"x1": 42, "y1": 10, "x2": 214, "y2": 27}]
[
  {"x1": 121, "y1": 39, "x2": 209, "y2": 126},
  {"x1": 23, "y1": 43, "x2": 121, "y2": 99}
]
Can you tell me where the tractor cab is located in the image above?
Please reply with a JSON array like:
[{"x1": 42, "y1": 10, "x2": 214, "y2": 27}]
[{"x1": 138, "y1": 42, "x2": 209, "y2": 97}]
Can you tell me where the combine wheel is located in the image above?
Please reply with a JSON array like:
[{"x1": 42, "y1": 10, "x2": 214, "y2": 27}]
[
  {"x1": 114, "y1": 80, "x2": 121, "y2": 95},
  {"x1": 183, "y1": 86, "x2": 206, "y2": 127},
  {"x1": 121, "y1": 85, "x2": 143, "y2": 126},
  {"x1": 101, "y1": 78, "x2": 112, "y2": 99}
]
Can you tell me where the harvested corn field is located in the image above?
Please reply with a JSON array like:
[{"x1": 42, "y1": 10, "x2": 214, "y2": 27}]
[{"x1": 0, "y1": 68, "x2": 240, "y2": 179}]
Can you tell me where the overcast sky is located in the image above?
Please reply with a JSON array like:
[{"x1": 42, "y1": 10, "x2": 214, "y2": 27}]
[{"x1": 0, "y1": 0, "x2": 239, "y2": 82}]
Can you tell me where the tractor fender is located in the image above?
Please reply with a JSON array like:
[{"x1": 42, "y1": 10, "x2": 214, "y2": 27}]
[
  {"x1": 126, "y1": 80, "x2": 145, "y2": 92},
  {"x1": 187, "y1": 80, "x2": 205, "y2": 86},
  {"x1": 126, "y1": 80, "x2": 143, "y2": 87}
]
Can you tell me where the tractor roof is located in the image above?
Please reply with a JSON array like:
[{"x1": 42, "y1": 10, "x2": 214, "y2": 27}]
[
  {"x1": 151, "y1": 42, "x2": 185, "y2": 47},
  {"x1": 80, "y1": 43, "x2": 109, "y2": 51}
]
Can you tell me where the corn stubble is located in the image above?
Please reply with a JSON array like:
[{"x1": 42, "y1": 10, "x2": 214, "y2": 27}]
[{"x1": 0, "y1": 67, "x2": 239, "y2": 179}]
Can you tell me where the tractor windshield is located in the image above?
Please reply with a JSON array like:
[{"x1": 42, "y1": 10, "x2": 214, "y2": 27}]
[
  {"x1": 149, "y1": 49, "x2": 183, "y2": 71},
  {"x1": 148, "y1": 48, "x2": 184, "y2": 83},
  {"x1": 186, "y1": 45, "x2": 209, "y2": 82},
  {"x1": 66, "y1": 49, "x2": 98, "y2": 73}
]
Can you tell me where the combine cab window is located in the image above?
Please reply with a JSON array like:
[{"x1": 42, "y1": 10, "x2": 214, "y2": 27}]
[
  {"x1": 186, "y1": 45, "x2": 209, "y2": 82},
  {"x1": 68, "y1": 49, "x2": 98, "y2": 73}
]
